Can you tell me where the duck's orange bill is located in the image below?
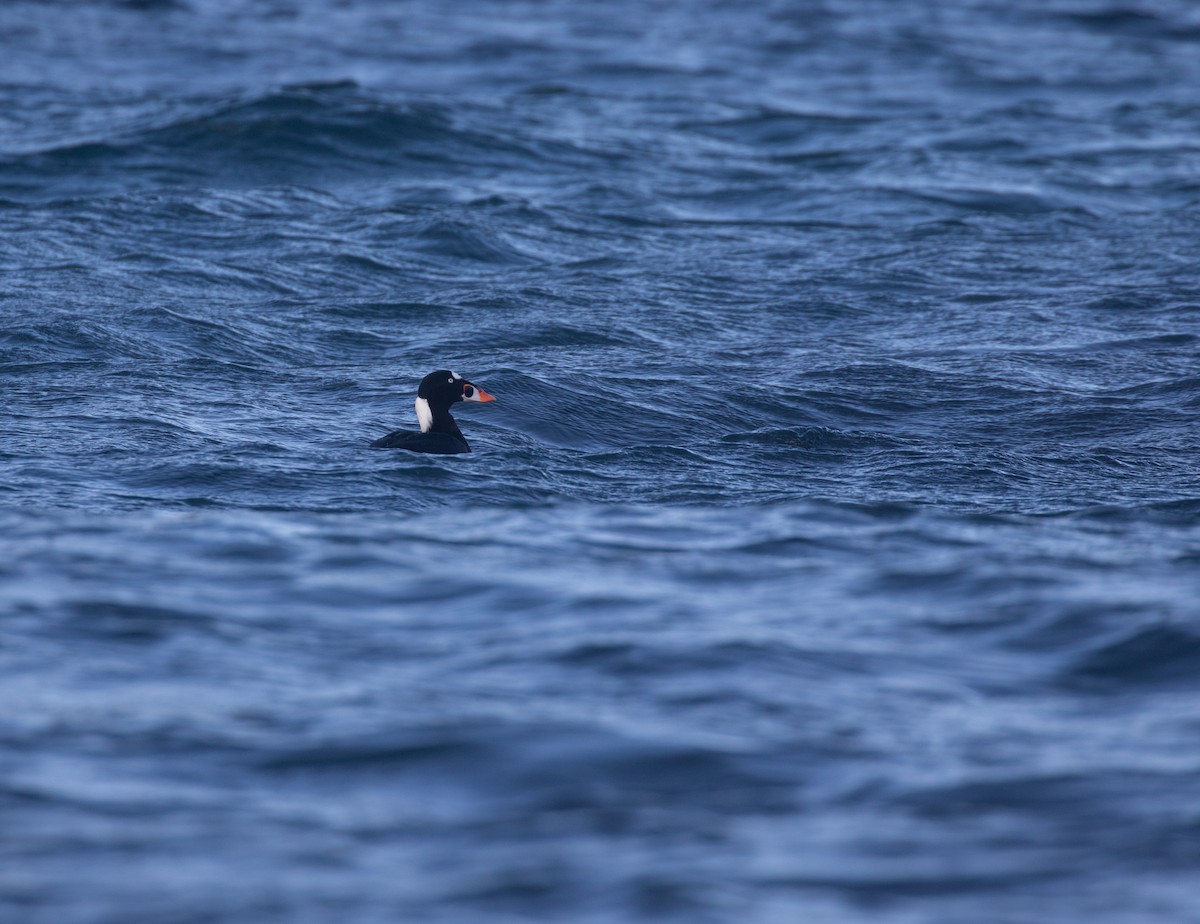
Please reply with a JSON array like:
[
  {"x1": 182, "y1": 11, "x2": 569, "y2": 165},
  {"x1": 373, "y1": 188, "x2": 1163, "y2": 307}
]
[{"x1": 475, "y1": 388, "x2": 496, "y2": 402}]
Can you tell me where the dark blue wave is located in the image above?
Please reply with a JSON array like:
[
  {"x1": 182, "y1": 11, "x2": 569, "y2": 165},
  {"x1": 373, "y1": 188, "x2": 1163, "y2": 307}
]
[{"x1": 3, "y1": 0, "x2": 1200, "y2": 921}]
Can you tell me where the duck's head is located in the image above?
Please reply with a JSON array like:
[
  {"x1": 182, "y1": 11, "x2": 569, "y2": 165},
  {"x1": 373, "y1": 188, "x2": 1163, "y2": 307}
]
[{"x1": 415, "y1": 369, "x2": 495, "y2": 432}]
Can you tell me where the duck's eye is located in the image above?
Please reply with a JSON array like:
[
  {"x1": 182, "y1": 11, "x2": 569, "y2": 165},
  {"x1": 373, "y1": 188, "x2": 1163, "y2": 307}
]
[
  {"x1": 447, "y1": 377, "x2": 455, "y2": 384},
  {"x1": 463, "y1": 385, "x2": 475, "y2": 398}
]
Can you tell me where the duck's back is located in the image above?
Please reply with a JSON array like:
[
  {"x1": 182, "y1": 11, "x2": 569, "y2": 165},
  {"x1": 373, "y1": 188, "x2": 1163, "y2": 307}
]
[{"x1": 370, "y1": 429, "x2": 470, "y2": 454}]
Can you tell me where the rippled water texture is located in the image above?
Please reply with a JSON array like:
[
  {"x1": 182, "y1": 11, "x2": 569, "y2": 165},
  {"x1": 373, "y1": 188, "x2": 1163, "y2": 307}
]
[{"x1": 2, "y1": 1, "x2": 1199, "y2": 922}]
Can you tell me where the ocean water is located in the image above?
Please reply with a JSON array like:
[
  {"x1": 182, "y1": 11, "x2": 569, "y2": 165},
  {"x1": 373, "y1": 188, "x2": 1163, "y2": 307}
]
[{"x1": 2, "y1": 1, "x2": 1199, "y2": 921}]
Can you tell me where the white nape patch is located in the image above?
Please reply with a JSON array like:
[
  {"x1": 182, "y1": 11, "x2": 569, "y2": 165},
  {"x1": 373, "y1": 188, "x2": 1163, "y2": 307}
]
[{"x1": 415, "y1": 396, "x2": 433, "y2": 433}]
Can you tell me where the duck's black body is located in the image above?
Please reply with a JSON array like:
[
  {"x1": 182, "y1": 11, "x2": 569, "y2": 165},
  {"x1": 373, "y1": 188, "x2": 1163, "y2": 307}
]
[
  {"x1": 371, "y1": 429, "x2": 471, "y2": 454},
  {"x1": 370, "y1": 370, "x2": 495, "y2": 455}
]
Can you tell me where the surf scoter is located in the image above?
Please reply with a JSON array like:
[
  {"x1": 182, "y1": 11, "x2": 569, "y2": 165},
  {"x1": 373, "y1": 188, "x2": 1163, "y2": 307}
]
[{"x1": 370, "y1": 370, "x2": 495, "y2": 454}]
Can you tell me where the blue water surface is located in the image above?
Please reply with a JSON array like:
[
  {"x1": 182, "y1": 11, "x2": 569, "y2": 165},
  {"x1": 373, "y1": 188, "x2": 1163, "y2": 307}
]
[{"x1": 2, "y1": 1, "x2": 1199, "y2": 922}]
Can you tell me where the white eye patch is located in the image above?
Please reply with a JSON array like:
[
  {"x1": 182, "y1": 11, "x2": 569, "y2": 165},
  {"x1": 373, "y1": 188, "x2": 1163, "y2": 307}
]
[{"x1": 449, "y1": 371, "x2": 462, "y2": 382}]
